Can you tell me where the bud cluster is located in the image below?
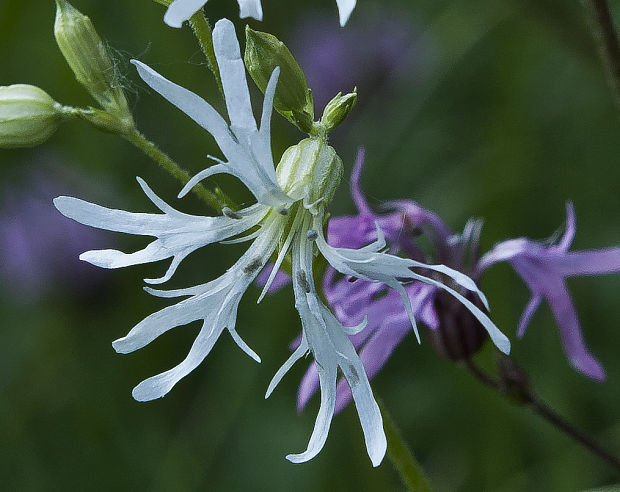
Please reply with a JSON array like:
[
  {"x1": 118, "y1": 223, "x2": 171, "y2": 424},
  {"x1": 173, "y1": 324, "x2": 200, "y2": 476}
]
[
  {"x1": 244, "y1": 27, "x2": 356, "y2": 136},
  {"x1": 0, "y1": 0, "x2": 135, "y2": 148}
]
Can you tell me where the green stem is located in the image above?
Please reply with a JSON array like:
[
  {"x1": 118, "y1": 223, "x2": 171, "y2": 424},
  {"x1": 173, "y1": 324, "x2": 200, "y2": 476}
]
[
  {"x1": 379, "y1": 399, "x2": 434, "y2": 492},
  {"x1": 188, "y1": 11, "x2": 225, "y2": 100},
  {"x1": 581, "y1": 0, "x2": 620, "y2": 111},
  {"x1": 123, "y1": 128, "x2": 221, "y2": 211}
]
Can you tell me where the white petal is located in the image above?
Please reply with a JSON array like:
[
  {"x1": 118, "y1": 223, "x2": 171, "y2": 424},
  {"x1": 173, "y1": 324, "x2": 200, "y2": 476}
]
[
  {"x1": 112, "y1": 284, "x2": 216, "y2": 354},
  {"x1": 408, "y1": 259, "x2": 490, "y2": 311},
  {"x1": 132, "y1": 60, "x2": 236, "y2": 157},
  {"x1": 409, "y1": 270, "x2": 511, "y2": 354},
  {"x1": 266, "y1": 338, "x2": 309, "y2": 398},
  {"x1": 253, "y1": 67, "x2": 280, "y2": 177},
  {"x1": 213, "y1": 19, "x2": 257, "y2": 134},
  {"x1": 286, "y1": 364, "x2": 337, "y2": 464},
  {"x1": 144, "y1": 252, "x2": 188, "y2": 285},
  {"x1": 335, "y1": 0, "x2": 356, "y2": 26},
  {"x1": 132, "y1": 321, "x2": 224, "y2": 401},
  {"x1": 341, "y1": 315, "x2": 368, "y2": 335},
  {"x1": 54, "y1": 195, "x2": 169, "y2": 235},
  {"x1": 164, "y1": 0, "x2": 208, "y2": 28},
  {"x1": 286, "y1": 227, "x2": 386, "y2": 465},
  {"x1": 237, "y1": 0, "x2": 263, "y2": 20},
  {"x1": 80, "y1": 242, "x2": 168, "y2": 270},
  {"x1": 178, "y1": 163, "x2": 240, "y2": 199},
  {"x1": 132, "y1": 56, "x2": 290, "y2": 207},
  {"x1": 228, "y1": 326, "x2": 261, "y2": 363}
]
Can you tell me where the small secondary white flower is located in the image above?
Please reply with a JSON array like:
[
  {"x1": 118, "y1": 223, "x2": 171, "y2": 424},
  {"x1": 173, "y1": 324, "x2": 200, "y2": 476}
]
[
  {"x1": 54, "y1": 18, "x2": 508, "y2": 466},
  {"x1": 163, "y1": 0, "x2": 356, "y2": 28},
  {"x1": 164, "y1": 0, "x2": 263, "y2": 28}
]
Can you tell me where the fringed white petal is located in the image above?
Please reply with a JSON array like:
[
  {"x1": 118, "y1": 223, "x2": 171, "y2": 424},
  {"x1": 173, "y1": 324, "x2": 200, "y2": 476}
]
[
  {"x1": 133, "y1": 34, "x2": 290, "y2": 208},
  {"x1": 55, "y1": 179, "x2": 268, "y2": 283},
  {"x1": 283, "y1": 223, "x2": 386, "y2": 466},
  {"x1": 315, "y1": 219, "x2": 509, "y2": 354},
  {"x1": 132, "y1": 320, "x2": 224, "y2": 401},
  {"x1": 113, "y1": 218, "x2": 281, "y2": 401}
]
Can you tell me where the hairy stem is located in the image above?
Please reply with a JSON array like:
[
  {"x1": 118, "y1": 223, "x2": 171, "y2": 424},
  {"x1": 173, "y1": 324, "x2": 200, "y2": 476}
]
[
  {"x1": 581, "y1": 0, "x2": 620, "y2": 110},
  {"x1": 123, "y1": 129, "x2": 222, "y2": 211},
  {"x1": 464, "y1": 358, "x2": 620, "y2": 472},
  {"x1": 379, "y1": 399, "x2": 434, "y2": 492}
]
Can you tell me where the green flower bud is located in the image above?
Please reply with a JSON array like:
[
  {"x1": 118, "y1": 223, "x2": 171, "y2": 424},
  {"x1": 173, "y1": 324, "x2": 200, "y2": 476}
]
[
  {"x1": 0, "y1": 85, "x2": 64, "y2": 148},
  {"x1": 54, "y1": 0, "x2": 131, "y2": 120},
  {"x1": 320, "y1": 90, "x2": 357, "y2": 131},
  {"x1": 244, "y1": 26, "x2": 314, "y2": 122},
  {"x1": 276, "y1": 137, "x2": 343, "y2": 207}
]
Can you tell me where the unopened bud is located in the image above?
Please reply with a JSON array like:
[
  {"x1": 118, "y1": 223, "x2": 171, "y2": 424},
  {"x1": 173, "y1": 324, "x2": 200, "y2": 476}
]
[
  {"x1": 244, "y1": 26, "x2": 314, "y2": 122},
  {"x1": 276, "y1": 137, "x2": 343, "y2": 206},
  {"x1": 54, "y1": 0, "x2": 131, "y2": 121},
  {"x1": 0, "y1": 85, "x2": 64, "y2": 148},
  {"x1": 429, "y1": 290, "x2": 488, "y2": 361},
  {"x1": 321, "y1": 90, "x2": 357, "y2": 130}
]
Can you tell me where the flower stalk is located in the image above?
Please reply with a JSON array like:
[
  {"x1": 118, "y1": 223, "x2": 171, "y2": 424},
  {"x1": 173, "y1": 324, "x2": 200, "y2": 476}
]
[
  {"x1": 581, "y1": 0, "x2": 620, "y2": 111},
  {"x1": 464, "y1": 357, "x2": 620, "y2": 473}
]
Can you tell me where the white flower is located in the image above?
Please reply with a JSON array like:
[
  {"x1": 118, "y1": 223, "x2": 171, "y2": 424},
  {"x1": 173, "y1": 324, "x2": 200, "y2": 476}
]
[
  {"x1": 54, "y1": 18, "x2": 509, "y2": 465},
  {"x1": 163, "y1": 0, "x2": 356, "y2": 29}
]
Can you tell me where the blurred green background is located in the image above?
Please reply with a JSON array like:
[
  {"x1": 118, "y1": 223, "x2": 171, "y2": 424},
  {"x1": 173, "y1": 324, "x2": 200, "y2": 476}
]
[{"x1": 1, "y1": 0, "x2": 619, "y2": 490}]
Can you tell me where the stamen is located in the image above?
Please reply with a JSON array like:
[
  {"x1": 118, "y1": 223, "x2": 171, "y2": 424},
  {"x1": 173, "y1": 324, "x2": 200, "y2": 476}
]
[{"x1": 278, "y1": 207, "x2": 289, "y2": 216}]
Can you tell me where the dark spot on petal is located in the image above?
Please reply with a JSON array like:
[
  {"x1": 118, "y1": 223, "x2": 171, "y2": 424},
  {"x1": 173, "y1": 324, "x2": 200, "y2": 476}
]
[
  {"x1": 297, "y1": 271, "x2": 311, "y2": 293},
  {"x1": 223, "y1": 207, "x2": 242, "y2": 220},
  {"x1": 243, "y1": 257, "x2": 262, "y2": 274},
  {"x1": 347, "y1": 364, "x2": 359, "y2": 385}
]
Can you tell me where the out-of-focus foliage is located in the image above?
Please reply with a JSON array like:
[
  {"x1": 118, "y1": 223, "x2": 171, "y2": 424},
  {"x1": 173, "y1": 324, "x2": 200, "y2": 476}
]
[{"x1": 1, "y1": 0, "x2": 619, "y2": 490}]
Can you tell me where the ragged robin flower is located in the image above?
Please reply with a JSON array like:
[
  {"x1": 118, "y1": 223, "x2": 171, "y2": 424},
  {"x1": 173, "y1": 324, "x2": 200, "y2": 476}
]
[
  {"x1": 297, "y1": 152, "x2": 619, "y2": 414},
  {"x1": 54, "y1": 18, "x2": 509, "y2": 466}
]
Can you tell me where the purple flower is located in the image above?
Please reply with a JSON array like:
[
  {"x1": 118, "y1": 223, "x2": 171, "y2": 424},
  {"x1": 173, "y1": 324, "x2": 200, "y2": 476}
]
[
  {"x1": 297, "y1": 151, "x2": 618, "y2": 413},
  {"x1": 298, "y1": 149, "x2": 473, "y2": 412},
  {"x1": 477, "y1": 203, "x2": 620, "y2": 381}
]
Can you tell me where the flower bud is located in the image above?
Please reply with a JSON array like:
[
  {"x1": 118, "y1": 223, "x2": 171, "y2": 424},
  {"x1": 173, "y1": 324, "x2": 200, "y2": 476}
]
[
  {"x1": 321, "y1": 90, "x2": 357, "y2": 130},
  {"x1": 0, "y1": 85, "x2": 63, "y2": 148},
  {"x1": 276, "y1": 137, "x2": 343, "y2": 207},
  {"x1": 54, "y1": 0, "x2": 131, "y2": 119},
  {"x1": 429, "y1": 289, "x2": 488, "y2": 361},
  {"x1": 244, "y1": 26, "x2": 314, "y2": 122}
]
